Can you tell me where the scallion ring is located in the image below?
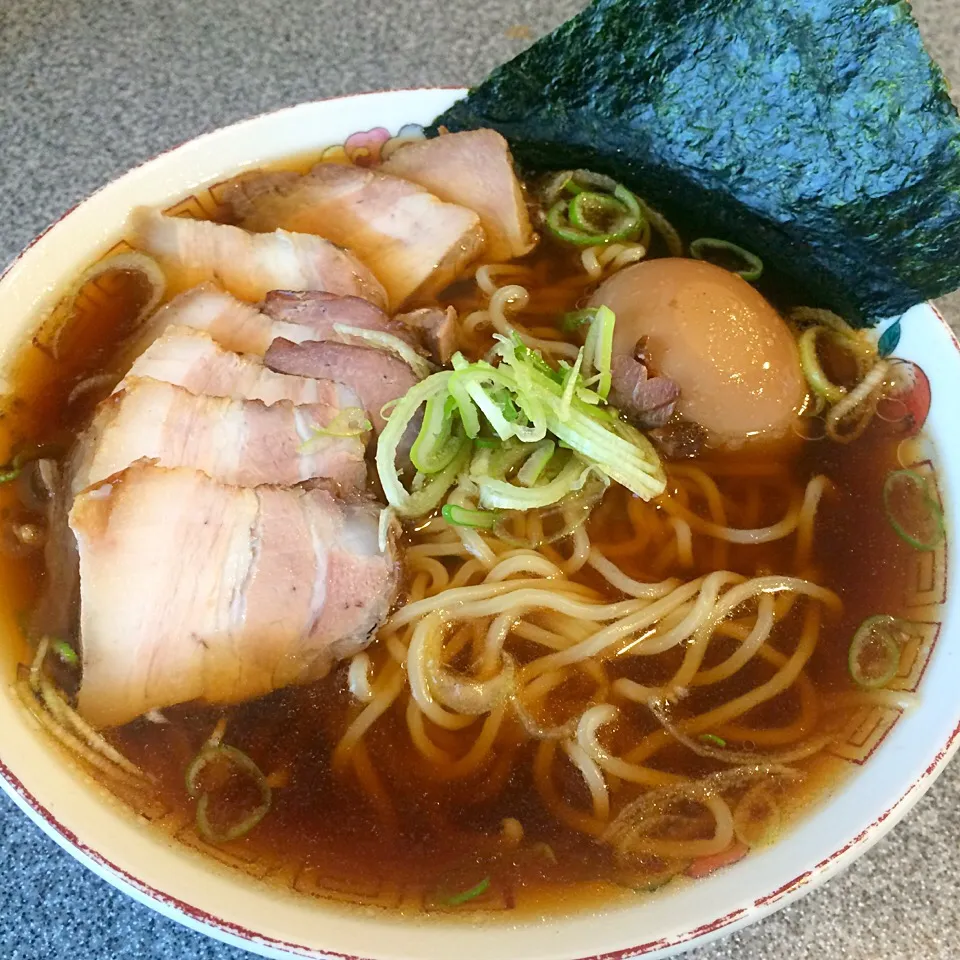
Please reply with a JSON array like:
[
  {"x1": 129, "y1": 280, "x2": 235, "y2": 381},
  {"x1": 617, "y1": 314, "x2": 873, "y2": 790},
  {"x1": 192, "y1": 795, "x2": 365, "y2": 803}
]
[
  {"x1": 517, "y1": 439, "x2": 557, "y2": 487},
  {"x1": 798, "y1": 326, "x2": 847, "y2": 405},
  {"x1": 882, "y1": 469, "x2": 945, "y2": 551},
  {"x1": 546, "y1": 184, "x2": 644, "y2": 247},
  {"x1": 848, "y1": 615, "x2": 905, "y2": 689},
  {"x1": 186, "y1": 744, "x2": 272, "y2": 844},
  {"x1": 689, "y1": 237, "x2": 764, "y2": 282}
]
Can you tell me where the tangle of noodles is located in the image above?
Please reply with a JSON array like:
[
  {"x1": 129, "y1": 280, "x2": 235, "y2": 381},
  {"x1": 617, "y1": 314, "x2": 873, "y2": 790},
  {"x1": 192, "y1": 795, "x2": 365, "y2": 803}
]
[
  {"x1": 580, "y1": 242, "x2": 649, "y2": 280},
  {"x1": 465, "y1": 264, "x2": 581, "y2": 360},
  {"x1": 331, "y1": 456, "x2": 849, "y2": 872}
]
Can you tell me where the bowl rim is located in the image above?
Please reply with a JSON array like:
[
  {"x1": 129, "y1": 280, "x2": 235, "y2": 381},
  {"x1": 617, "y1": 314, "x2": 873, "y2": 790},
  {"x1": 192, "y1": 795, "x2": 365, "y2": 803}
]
[{"x1": 0, "y1": 86, "x2": 959, "y2": 960}]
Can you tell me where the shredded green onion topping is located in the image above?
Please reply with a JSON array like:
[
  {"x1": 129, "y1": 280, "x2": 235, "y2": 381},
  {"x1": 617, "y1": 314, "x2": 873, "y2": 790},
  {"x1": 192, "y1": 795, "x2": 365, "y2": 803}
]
[
  {"x1": 441, "y1": 503, "x2": 501, "y2": 529},
  {"x1": 298, "y1": 407, "x2": 372, "y2": 453},
  {"x1": 689, "y1": 238, "x2": 763, "y2": 282},
  {"x1": 375, "y1": 319, "x2": 665, "y2": 519}
]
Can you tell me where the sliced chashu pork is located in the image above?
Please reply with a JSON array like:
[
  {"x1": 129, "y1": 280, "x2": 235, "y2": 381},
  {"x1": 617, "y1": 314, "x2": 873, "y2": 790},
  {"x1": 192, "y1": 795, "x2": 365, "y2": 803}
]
[
  {"x1": 257, "y1": 293, "x2": 428, "y2": 438},
  {"x1": 396, "y1": 306, "x2": 459, "y2": 364},
  {"x1": 137, "y1": 285, "x2": 427, "y2": 360},
  {"x1": 72, "y1": 463, "x2": 399, "y2": 728},
  {"x1": 132, "y1": 283, "x2": 282, "y2": 357},
  {"x1": 72, "y1": 377, "x2": 368, "y2": 494},
  {"x1": 261, "y1": 289, "x2": 422, "y2": 348},
  {"x1": 223, "y1": 164, "x2": 484, "y2": 309},
  {"x1": 382, "y1": 130, "x2": 536, "y2": 262},
  {"x1": 261, "y1": 290, "x2": 456, "y2": 363},
  {"x1": 123, "y1": 325, "x2": 360, "y2": 408},
  {"x1": 133, "y1": 209, "x2": 388, "y2": 308},
  {"x1": 265, "y1": 338, "x2": 418, "y2": 437}
]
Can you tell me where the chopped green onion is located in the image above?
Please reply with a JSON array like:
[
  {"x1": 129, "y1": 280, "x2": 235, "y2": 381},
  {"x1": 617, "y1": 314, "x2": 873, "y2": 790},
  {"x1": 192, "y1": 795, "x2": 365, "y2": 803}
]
[
  {"x1": 583, "y1": 305, "x2": 615, "y2": 400},
  {"x1": 407, "y1": 439, "x2": 472, "y2": 517},
  {"x1": 375, "y1": 328, "x2": 665, "y2": 519},
  {"x1": 558, "y1": 349, "x2": 584, "y2": 422},
  {"x1": 441, "y1": 876, "x2": 490, "y2": 907},
  {"x1": 376, "y1": 372, "x2": 469, "y2": 517},
  {"x1": 0, "y1": 462, "x2": 22, "y2": 484},
  {"x1": 474, "y1": 437, "x2": 498, "y2": 449},
  {"x1": 561, "y1": 308, "x2": 597, "y2": 333},
  {"x1": 476, "y1": 456, "x2": 597, "y2": 511},
  {"x1": 698, "y1": 733, "x2": 727, "y2": 748},
  {"x1": 410, "y1": 395, "x2": 460, "y2": 474},
  {"x1": 798, "y1": 326, "x2": 847, "y2": 405},
  {"x1": 448, "y1": 375, "x2": 481, "y2": 439},
  {"x1": 491, "y1": 337, "x2": 664, "y2": 500},
  {"x1": 499, "y1": 394, "x2": 520, "y2": 422},
  {"x1": 298, "y1": 407, "x2": 371, "y2": 452},
  {"x1": 545, "y1": 179, "x2": 644, "y2": 247},
  {"x1": 441, "y1": 503, "x2": 501, "y2": 529},
  {"x1": 51, "y1": 640, "x2": 79, "y2": 666},
  {"x1": 484, "y1": 437, "x2": 532, "y2": 480},
  {"x1": 186, "y1": 744, "x2": 272, "y2": 844},
  {"x1": 517, "y1": 440, "x2": 556, "y2": 487},
  {"x1": 0, "y1": 444, "x2": 62, "y2": 485},
  {"x1": 883, "y1": 469, "x2": 945, "y2": 551},
  {"x1": 453, "y1": 367, "x2": 518, "y2": 441},
  {"x1": 512, "y1": 338, "x2": 559, "y2": 379},
  {"x1": 848, "y1": 615, "x2": 905, "y2": 688},
  {"x1": 569, "y1": 192, "x2": 631, "y2": 235},
  {"x1": 689, "y1": 238, "x2": 763, "y2": 282}
]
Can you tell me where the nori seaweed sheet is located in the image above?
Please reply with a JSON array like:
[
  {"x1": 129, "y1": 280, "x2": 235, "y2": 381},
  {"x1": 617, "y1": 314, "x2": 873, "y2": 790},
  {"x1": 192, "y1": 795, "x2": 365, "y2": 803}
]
[{"x1": 432, "y1": 0, "x2": 960, "y2": 325}]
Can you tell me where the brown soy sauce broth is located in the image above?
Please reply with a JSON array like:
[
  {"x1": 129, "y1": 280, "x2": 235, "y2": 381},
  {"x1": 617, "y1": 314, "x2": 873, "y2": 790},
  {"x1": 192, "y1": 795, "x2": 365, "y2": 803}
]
[{"x1": 0, "y1": 165, "x2": 938, "y2": 917}]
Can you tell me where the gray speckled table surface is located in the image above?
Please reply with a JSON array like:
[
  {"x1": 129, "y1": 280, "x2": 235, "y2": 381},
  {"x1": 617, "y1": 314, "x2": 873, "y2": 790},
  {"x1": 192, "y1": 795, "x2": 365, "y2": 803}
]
[{"x1": 1, "y1": 1, "x2": 959, "y2": 958}]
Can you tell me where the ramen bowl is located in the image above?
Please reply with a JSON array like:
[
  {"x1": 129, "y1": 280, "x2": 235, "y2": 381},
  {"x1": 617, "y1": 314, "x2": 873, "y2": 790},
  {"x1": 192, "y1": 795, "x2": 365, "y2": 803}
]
[{"x1": 0, "y1": 88, "x2": 958, "y2": 960}]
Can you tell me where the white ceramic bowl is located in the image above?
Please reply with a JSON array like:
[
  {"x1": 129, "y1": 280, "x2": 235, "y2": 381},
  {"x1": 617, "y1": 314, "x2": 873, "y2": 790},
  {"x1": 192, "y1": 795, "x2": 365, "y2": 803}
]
[{"x1": 0, "y1": 88, "x2": 958, "y2": 960}]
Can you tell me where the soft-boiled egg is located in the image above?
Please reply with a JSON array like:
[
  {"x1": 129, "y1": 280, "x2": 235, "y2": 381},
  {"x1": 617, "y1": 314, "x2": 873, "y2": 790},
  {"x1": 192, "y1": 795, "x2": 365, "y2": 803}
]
[{"x1": 588, "y1": 258, "x2": 807, "y2": 450}]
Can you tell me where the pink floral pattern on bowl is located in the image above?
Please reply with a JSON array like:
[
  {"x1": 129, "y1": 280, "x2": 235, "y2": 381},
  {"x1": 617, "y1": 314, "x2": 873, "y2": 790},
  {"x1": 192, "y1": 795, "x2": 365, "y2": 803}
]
[{"x1": 318, "y1": 123, "x2": 425, "y2": 167}]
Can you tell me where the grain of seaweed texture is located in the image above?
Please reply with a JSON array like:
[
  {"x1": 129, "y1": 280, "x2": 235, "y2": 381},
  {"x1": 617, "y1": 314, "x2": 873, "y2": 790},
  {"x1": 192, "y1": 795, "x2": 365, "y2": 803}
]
[{"x1": 432, "y1": 0, "x2": 960, "y2": 325}]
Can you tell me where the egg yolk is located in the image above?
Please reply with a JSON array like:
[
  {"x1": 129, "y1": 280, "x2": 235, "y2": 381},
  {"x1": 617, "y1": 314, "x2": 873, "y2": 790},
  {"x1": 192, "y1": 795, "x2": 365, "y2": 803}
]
[{"x1": 588, "y1": 258, "x2": 807, "y2": 449}]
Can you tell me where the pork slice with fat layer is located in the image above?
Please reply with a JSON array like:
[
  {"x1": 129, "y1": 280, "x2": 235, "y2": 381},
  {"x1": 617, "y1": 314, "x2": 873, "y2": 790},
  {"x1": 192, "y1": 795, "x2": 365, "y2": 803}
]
[{"x1": 71, "y1": 463, "x2": 399, "y2": 728}]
